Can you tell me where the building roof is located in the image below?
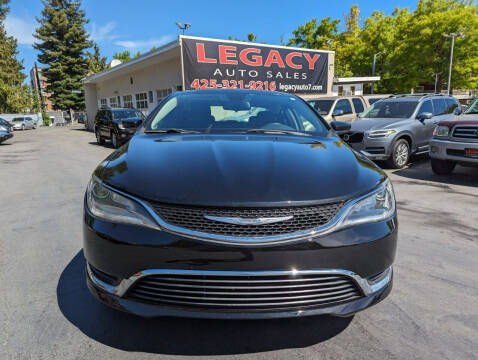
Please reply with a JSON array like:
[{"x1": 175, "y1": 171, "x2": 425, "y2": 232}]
[
  {"x1": 333, "y1": 76, "x2": 381, "y2": 84},
  {"x1": 83, "y1": 39, "x2": 181, "y2": 84}
]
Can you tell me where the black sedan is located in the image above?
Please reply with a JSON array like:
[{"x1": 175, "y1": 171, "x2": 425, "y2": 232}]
[{"x1": 83, "y1": 90, "x2": 397, "y2": 319}]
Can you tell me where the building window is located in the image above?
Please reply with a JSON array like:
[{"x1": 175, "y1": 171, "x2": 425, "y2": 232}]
[
  {"x1": 117, "y1": 96, "x2": 121, "y2": 107},
  {"x1": 337, "y1": 86, "x2": 343, "y2": 96},
  {"x1": 100, "y1": 98, "x2": 107, "y2": 108},
  {"x1": 123, "y1": 94, "x2": 133, "y2": 108},
  {"x1": 148, "y1": 91, "x2": 154, "y2": 103},
  {"x1": 156, "y1": 88, "x2": 172, "y2": 104},
  {"x1": 135, "y1": 92, "x2": 148, "y2": 109},
  {"x1": 109, "y1": 96, "x2": 117, "y2": 107}
]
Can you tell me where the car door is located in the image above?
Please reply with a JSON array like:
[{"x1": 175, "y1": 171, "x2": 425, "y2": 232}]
[
  {"x1": 333, "y1": 99, "x2": 355, "y2": 122},
  {"x1": 413, "y1": 99, "x2": 434, "y2": 150},
  {"x1": 26, "y1": 117, "x2": 33, "y2": 129}
]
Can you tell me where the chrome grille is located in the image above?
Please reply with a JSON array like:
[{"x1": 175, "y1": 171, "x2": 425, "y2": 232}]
[
  {"x1": 452, "y1": 126, "x2": 478, "y2": 140},
  {"x1": 126, "y1": 273, "x2": 363, "y2": 310},
  {"x1": 149, "y1": 202, "x2": 346, "y2": 237}
]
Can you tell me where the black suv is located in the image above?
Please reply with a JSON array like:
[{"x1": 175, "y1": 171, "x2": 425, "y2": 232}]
[
  {"x1": 94, "y1": 108, "x2": 144, "y2": 148},
  {"x1": 84, "y1": 90, "x2": 397, "y2": 319}
]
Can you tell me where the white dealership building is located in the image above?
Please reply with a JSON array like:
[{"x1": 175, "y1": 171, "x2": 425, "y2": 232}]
[{"x1": 83, "y1": 36, "x2": 378, "y2": 130}]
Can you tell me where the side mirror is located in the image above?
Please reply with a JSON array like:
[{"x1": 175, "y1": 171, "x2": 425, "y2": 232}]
[
  {"x1": 416, "y1": 112, "x2": 433, "y2": 121},
  {"x1": 332, "y1": 109, "x2": 344, "y2": 117},
  {"x1": 453, "y1": 107, "x2": 462, "y2": 115},
  {"x1": 331, "y1": 121, "x2": 351, "y2": 132}
]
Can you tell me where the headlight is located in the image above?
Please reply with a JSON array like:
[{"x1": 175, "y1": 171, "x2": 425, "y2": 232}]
[
  {"x1": 117, "y1": 122, "x2": 125, "y2": 129},
  {"x1": 368, "y1": 129, "x2": 396, "y2": 138},
  {"x1": 433, "y1": 125, "x2": 449, "y2": 137},
  {"x1": 339, "y1": 180, "x2": 396, "y2": 229},
  {"x1": 86, "y1": 176, "x2": 160, "y2": 230}
]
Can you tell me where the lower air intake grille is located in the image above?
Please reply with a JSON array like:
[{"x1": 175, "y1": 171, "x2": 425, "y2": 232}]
[
  {"x1": 126, "y1": 272, "x2": 363, "y2": 311},
  {"x1": 149, "y1": 202, "x2": 346, "y2": 237}
]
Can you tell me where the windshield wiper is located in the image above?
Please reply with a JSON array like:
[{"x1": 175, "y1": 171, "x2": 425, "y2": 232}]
[
  {"x1": 245, "y1": 129, "x2": 311, "y2": 136},
  {"x1": 145, "y1": 128, "x2": 200, "y2": 134}
]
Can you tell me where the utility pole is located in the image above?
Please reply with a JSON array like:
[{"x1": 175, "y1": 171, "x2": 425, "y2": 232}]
[
  {"x1": 371, "y1": 51, "x2": 385, "y2": 94},
  {"x1": 443, "y1": 32, "x2": 465, "y2": 95},
  {"x1": 432, "y1": 72, "x2": 441, "y2": 93}
]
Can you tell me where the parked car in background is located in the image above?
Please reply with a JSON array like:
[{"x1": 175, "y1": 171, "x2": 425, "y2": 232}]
[
  {"x1": 341, "y1": 94, "x2": 460, "y2": 168},
  {"x1": 0, "y1": 118, "x2": 13, "y2": 144},
  {"x1": 0, "y1": 117, "x2": 13, "y2": 132},
  {"x1": 84, "y1": 90, "x2": 397, "y2": 319},
  {"x1": 0, "y1": 130, "x2": 13, "y2": 144},
  {"x1": 11, "y1": 116, "x2": 36, "y2": 130},
  {"x1": 308, "y1": 96, "x2": 367, "y2": 122},
  {"x1": 429, "y1": 97, "x2": 478, "y2": 174},
  {"x1": 94, "y1": 108, "x2": 144, "y2": 148}
]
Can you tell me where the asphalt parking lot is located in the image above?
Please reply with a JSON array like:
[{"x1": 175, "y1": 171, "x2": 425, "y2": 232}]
[{"x1": 1, "y1": 126, "x2": 477, "y2": 360}]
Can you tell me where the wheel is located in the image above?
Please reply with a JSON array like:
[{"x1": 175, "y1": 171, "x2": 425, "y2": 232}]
[
  {"x1": 95, "y1": 129, "x2": 105, "y2": 145},
  {"x1": 111, "y1": 132, "x2": 120, "y2": 149},
  {"x1": 387, "y1": 139, "x2": 410, "y2": 169},
  {"x1": 431, "y1": 158, "x2": 456, "y2": 175}
]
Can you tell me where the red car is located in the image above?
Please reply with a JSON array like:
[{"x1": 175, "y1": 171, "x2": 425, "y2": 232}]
[{"x1": 429, "y1": 108, "x2": 478, "y2": 174}]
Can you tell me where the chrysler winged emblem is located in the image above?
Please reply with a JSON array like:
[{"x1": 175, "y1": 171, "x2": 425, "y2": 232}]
[{"x1": 204, "y1": 215, "x2": 293, "y2": 225}]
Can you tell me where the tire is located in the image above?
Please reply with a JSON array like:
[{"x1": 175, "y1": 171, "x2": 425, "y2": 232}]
[
  {"x1": 431, "y1": 158, "x2": 456, "y2": 175},
  {"x1": 386, "y1": 139, "x2": 410, "y2": 169},
  {"x1": 95, "y1": 129, "x2": 105, "y2": 145},
  {"x1": 111, "y1": 132, "x2": 120, "y2": 149}
]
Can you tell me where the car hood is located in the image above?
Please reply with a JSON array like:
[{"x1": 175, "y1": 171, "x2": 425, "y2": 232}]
[
  {"x1": 97, "y1": 133, "x2": 386, "y2": 206},
  {"x1": 350, "y1": 118, "x2": 408, "y2": 132}
]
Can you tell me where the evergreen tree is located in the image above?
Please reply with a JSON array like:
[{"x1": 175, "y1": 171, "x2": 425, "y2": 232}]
[
  {"x1": 87, "y1": 42, "x2": 108, "y2": 74},
  {"x1": 0, "y1": 0, "x2": 32, "y2": 113},
  {"x1": 34, "y1": 0, "x2": 91, "y2": 110}
]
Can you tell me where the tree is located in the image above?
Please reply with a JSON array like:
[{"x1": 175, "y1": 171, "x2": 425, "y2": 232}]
[
  {"x1": 134, "y1": 50, "x2": 141, "y2": 58},
  {"x1": 34, "y1": 0, "x2": 91, "y2": 110},
  {"x1": 87, "y1": 42, "x2": 108, "y2": 74},
  {"x1": 0, "y1": 0, "x2": 32, "y2": 113},
  {"x1": 113, "y1": 50, "x2": 131, "y2": 62},
  {"x1": 288, "y1": 0, "x2": 478, "y2": 93},
  {"x1": 0, "y1": 0, "x2": 9, "y2": 20}
]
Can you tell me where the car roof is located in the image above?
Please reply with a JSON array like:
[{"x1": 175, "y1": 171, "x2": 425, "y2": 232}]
[{"x1": 175, "y1": 89, "x2": 294, "y2": 98}]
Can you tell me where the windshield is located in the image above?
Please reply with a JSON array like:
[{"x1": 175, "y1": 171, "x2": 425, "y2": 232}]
[
  {"x1": 465, "y1": 98, "x2": 478, "y2": 114},
  {"x1": 368, "y1": 98, "x2": 384, "y2": 105},
  {"x1": 359, "y1": 100, "x2": 418, "y2": 119},
  {"x1": 308, "y1": 100, "x2": 334, "y2": 115},
  {"x1": 112, "y1": 109, "x2": 144, "y2": 120},
  {"x1": 147, "y1": 92, "x2": 328, "y2": 136},
  {"x1": 12, "y1": 118, "x2": 24, "y2": 122}
]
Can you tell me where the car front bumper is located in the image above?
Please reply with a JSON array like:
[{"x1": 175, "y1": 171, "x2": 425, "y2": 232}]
[
  {"x1": 348, "y1": 138, "x2": 392, "y2": 160},
  {"x1": 83, "y1": 201, "x2": 397, "y2": 318},
  {"x1": 430, "y1": 138, "x2": 478, "y2": 164}
]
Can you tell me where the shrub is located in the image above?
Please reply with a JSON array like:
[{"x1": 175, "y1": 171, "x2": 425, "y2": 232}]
[{"x1": 42, "y1": 111, "x2": 50, "y2": 126}]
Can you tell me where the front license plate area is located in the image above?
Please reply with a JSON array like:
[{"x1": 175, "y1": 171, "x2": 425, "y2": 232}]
[{"x1": 465, "y1": 148, "x2": 478, "y2": 158}]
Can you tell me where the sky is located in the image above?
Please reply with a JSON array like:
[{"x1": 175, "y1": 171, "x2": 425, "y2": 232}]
[{"x1": 5, "y1": 0, "x2": 418, "y2": 83}]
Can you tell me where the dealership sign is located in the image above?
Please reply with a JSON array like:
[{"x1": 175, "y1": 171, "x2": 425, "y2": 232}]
[{"x1": 180, "y1": 36, "x2": 330, "y2": 94}]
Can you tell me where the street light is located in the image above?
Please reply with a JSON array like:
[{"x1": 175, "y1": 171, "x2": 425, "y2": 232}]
[
  {"x1": 443, "y1": 32, "x2": 465, "y2": 95},
  {"x1": 176, "y1": 22, "x2": 191, "y2": 35},
  {"x1": 371, "y1": 51, "x2": 385, "y2": 94}
]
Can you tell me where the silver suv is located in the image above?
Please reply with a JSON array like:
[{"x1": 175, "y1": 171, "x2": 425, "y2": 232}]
[{"x1": 342, "y1": 94, "x2": 461, "y2": 168}]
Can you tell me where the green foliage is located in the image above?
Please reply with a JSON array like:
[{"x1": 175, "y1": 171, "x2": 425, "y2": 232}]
[
  {"x1": 227, "y1": 33, "x2": 258, "y2": 42},
  {"x1": 288, "y1": 0, "x2": 478, "y2": 93},
  {"x1": 87, "y1": 42, "x2": 108, "y2": 74},
  {"x1": 34, "y1": 0, "x2": 91, "y2": 111},
  {"x1": 113, "y1": 50, "x2": 131, "y2": 62},
  {"x1": 134, "y1": 50, "x2": 141, "y2": 58},
  {"x1": 0, "y1": 0, "x2": 9, "y2": 21},
  {"x1": 0, "y1": 0, "x2": 33, "y2": 113},
  {"x1": 42, "y1": 111, "x2": 50, "y2": 126}
]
